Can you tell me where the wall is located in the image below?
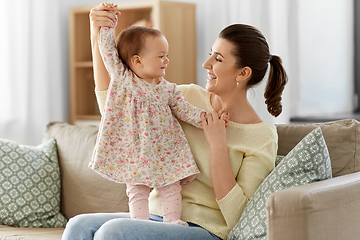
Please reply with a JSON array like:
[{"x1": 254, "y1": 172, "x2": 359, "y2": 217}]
[{"x1": 294, "y1": 0, "x2": 354, "y2": 118}]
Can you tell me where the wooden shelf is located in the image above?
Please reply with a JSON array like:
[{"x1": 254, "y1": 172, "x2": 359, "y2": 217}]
[
  {"x1": 76, "y1": 115, "x2": 102, "y2": 120},
  {"x1": 69, "y1": 0, "x2": 196, "y2": 125},
  {"x1": 74, "y1": 61, "x2": 94, "y2": 68}
]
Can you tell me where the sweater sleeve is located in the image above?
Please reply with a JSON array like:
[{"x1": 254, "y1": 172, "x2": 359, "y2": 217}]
[
  {"x1": 216, "y1": 183, "x2": 247, "y2": 229},
  {"x1": 216, "y1": 135, "x2": 277, "y2": 230}
]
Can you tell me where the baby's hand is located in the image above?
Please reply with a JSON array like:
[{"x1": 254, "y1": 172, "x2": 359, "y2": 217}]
[{"x1": 218, "y1": 108, "x2": 230, "y2": 128}]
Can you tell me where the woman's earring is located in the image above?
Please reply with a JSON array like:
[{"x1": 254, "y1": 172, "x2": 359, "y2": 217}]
[{"x1": 236, "y1": 82, "x2": 239, "y2": 87}]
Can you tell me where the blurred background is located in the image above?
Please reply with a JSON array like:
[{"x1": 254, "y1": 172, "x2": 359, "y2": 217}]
[{"x1": 0, "y1": 0, "x2": 355, "y2": 145}]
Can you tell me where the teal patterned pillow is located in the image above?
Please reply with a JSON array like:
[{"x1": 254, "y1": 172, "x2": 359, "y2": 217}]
[
  {"x1": 274, "y1": 155, "x2": 284, "y2": 167},
  {"x1": 227, "y1": 127, "x2": 332, "y2": 240},
  {"x1": 0, "y1": 138, "x2": 67, "y2": 227}
]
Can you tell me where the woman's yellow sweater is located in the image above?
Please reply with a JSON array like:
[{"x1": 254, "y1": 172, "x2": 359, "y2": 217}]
[{"x1": 96, "y1": 84, "x2": 277, "y2": 239}]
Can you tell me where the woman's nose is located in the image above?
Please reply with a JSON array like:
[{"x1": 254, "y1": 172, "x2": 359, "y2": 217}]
[{"x1": 202, "y1": 56, "x2": 212, "y2": 69}]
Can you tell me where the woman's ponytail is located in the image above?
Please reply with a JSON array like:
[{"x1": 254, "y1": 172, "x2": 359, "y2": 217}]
[{"x1": 264, "y1": 55, "x2": 288, "y2": 117}]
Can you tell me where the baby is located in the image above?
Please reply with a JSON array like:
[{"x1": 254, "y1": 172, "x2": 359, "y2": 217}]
[{"x1": 89, "y1": 2, "x2": 228, "y2": 226}]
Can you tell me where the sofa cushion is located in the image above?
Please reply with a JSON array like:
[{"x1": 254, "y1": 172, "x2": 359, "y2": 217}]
[
  {"x1": 0, "y1": 138, "x2": 67, "y2": 228},
  {"x1": 276, "y1": 119, "x2": 360, "y2": 177},
  {"x1": 43, "y1": 122, "x2": 129, "y2": 219},
  {"x1": 227, "y1": 127, "x2": 332, "y2": 240}
]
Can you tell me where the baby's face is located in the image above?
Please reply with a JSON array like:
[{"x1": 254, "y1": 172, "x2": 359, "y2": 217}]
[{"x1": 136, "y1": 35, "x2": 169, "y2": 81}]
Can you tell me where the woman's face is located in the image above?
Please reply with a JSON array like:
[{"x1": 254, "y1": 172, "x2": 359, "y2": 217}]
[{"x1": 202, "y1": 38, "x2": 241, "y2": 95}]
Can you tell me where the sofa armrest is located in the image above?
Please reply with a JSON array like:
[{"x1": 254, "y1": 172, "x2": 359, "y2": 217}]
[{"x1": 266, "y1": 171, "x2": 360, "y2": 240}]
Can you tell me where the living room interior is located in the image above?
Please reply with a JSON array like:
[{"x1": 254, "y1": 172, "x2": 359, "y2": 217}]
[{"x1": 0, "y1": 1, "x2": 359, "y2": 240}]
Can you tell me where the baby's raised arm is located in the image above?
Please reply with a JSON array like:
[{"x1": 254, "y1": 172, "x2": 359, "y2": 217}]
[
  {"x1": 98, "y1": 26, "x2": 125, "y2": 79},
  {"x1": 89, "y1": 3, "x2": 119, "y2": 91},
  {"x1": 97, "y1": 3, "x2": 126, "y2": 81}
]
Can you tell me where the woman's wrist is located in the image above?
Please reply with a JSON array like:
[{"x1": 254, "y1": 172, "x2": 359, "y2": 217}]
[{"x1": 209, "y1": 143, "x2": 228, "y2": 155}]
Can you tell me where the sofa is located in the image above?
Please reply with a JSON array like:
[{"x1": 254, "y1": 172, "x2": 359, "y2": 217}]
[{"x1": 0, "y1": 119, "x2": 359, "y2": 240}]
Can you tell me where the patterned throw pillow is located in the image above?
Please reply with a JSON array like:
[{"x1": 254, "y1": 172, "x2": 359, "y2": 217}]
[
  {"x1": 227, "y1": 127, "x2": 332, "y2": 240},
  {"x1": 0, "y1": 138, "x2": 67, "y2": 227}
]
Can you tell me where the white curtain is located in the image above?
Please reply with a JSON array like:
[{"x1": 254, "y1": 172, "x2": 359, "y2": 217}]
[{"x1": 0, "y1": 0, "x2": 66, "y2": 145}]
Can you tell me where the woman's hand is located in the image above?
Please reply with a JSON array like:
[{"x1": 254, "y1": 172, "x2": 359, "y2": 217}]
[
  {"x1": 218, "y1": 108, "x2": 230, "y2": 128},
  {"x1": 201, "y1": 110, "x2": 236, "y2": 200},
  {"x1": 89, "y1": 3, "x2": 120, "y2": 38},
  {"x1": 201, "y1": 110, "x2": 228, "y2": 149}
]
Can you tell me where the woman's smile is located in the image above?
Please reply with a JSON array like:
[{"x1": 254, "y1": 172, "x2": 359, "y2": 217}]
[{"x1": 207, "y1": 72, "x2": 217, "y2": 82}]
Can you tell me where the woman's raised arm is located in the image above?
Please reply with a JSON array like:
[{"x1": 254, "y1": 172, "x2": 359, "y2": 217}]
[{"x1": 89, "y1": 4, "x2": 120, "y2": 91}]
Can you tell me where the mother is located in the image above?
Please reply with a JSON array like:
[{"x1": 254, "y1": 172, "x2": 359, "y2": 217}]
[{"x1": 62, "y1": 3, "x2": 287, "y2": 240}]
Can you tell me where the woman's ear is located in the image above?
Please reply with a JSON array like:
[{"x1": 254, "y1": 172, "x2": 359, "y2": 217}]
[{"x1": 236, "y1": 66, "x2": 252, "y2": 82}]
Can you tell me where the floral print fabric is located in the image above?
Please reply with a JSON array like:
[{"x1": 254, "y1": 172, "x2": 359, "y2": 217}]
[{"x1": 89, "y1": 27, "x2": 203, "y2": 188}]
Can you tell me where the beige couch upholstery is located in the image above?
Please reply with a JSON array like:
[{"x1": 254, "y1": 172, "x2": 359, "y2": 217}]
[
  {"x1": 1, "y1": 119, "x2": 360, "y2": 240},
  {"x1": 268, "y1": 119, "x2": 360, "y2": 240}
]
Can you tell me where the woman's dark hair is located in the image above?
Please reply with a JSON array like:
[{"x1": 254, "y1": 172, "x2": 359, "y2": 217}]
[
  {"x1": 219, "y1": 24, "x2": 288, "y2": 117},
  {"x1": 116, "y1": 26, "x2": 163, "y2": 66}
]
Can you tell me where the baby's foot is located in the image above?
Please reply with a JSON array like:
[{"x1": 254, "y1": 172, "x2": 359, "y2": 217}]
[{"x1": 171, "y1": 219, "x2": 189, "y2": 226}]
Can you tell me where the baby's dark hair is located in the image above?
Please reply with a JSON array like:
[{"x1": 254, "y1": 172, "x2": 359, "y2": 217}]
[
  {"x1": 115, "y1": 26, "x2": 163, "y2": 66},
  {"x1": 219, "y1": 24, "x2": 288, "y2": 117}
]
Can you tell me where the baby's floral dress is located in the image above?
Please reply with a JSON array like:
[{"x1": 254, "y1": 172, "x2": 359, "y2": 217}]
[{"x1": 89, "y1": 27, "x2": 203, "y2": 188}]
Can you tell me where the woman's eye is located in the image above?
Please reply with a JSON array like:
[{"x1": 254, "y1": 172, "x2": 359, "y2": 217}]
[{"x1": 209, "y1": 52, "x2": 221, "y2": 62}]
